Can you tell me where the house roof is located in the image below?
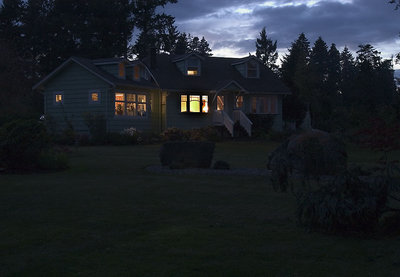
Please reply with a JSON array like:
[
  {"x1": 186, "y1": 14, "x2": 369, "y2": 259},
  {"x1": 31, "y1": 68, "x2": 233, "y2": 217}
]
[
  {"x1": 33, "y1": 53, "x2": 290, "y2": 95},
  {"x1": 142, "y1": 54, "x2": 291, "y2": 94},
  {"x1": 33, "y1": 56, "x2": 157, "y2": 90}
]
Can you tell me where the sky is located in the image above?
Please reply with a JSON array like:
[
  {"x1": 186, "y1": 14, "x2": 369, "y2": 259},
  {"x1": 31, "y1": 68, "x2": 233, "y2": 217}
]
[{"x1": 162, "y1": 0, "x2": 400, "y2": 69}]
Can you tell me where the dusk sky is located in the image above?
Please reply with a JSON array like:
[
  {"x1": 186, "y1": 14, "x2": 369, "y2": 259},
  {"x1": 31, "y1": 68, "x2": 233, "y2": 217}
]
[{"x1": 162, "y1": 0, "x2": 400, "y2": 68}]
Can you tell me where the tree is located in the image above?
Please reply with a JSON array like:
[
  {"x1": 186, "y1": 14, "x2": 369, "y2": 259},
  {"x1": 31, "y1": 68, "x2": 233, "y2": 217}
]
[
  {"x1": 355, "y1": 44, "x2": 396, "y2": 110},
  {"x1": 198, "y1": 37, "x2": 212, "y2": 56},
  {"x1": 326, "y1": 43, "x2": 341, "y2": 99},
  {"x1": 280, "y1": 33, "x2": 310, "y2": 123},
  {"x1": 309, "y1": 37, "x2": 329, "y2": 98},
  {"x1": 255, "y1": 27, "x2": 278, "y2": 71},
  {"x1": 390, "y1": 0, "x2": 400, "y2": 9},
  {"x1": 339, "y1": 46, "x2": 356, "y2": 105},
  {"x1": 174, "y1": 32, "x2": 189, "y2": 55},
  {"x1": 131, "y1": 0, "x2": 177, "y2": 59}
]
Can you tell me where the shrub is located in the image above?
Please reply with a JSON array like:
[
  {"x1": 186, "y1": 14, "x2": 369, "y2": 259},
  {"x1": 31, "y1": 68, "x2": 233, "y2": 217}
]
[
  {"x1": 296, "y1": 171, "x2": 388, "y2": 234},
  {"x1": 83, "y1": 112, "x2": 106, "y2": 143},
  {"x1": 0, "y1": 119, "x2": 50, "y2": 171},
  {"x1": 187, "y1": 127, "x2": 222, "y2": 142},
  {"x1": 160, "y1": 141, "x2": 215, "y2": 168},
  {"x1": 247, "y1": 114, "x2": 274, "y2": 137},
  {"x1": 161, "y1": 127, "x2": 188, "y2": 141},
  {"x1": 213, "y1": 160, "x2": 230, "y2": 170}
]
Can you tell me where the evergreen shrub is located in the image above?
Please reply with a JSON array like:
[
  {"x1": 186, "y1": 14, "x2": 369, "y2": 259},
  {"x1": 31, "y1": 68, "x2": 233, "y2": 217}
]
[{"x1": 160, "y1": 141, "x2": 215, "y2": 168}]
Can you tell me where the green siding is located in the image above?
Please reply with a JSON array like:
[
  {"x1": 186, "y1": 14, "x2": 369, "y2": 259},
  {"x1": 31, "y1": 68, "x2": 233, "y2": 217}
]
[{"x1": 43, "y1": 63, "x2": 112, "y2": 133}]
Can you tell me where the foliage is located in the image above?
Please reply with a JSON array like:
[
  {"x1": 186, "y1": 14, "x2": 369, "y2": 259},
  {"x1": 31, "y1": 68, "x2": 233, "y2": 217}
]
[
  {"x1": 186, "y1": 127, "x2": 221, "y2": 142},
  {"x1": 159, "y1": 141, "x2": 215, "y2": 169},
  {"x1": 83, "y1": 113, "x2": 106, "y2": 144},
  {"x1": 296, "y1": 171, "x2": 387, "y2": 234},
  {"x1": 246, "y1": 114, "x2": 274, "y2": 137},
  {"x1": 213, "y1": 160, "x2": 230, "y2": 170},
  {"x1": 161, "y1": 127, "x2": 188, "y2": 141},
  {"x1": 0, "y1": 0, "x2": 176, "y2": 74},
  {"x1": 170, "y1": 32, "x2": 213, "y2": 56},
  {"x1": 0, "y1": 119, "x2": 50, "y2": 171},
  {"x1": 255, "y1": 27, "x2": 278, "y2": 72}
]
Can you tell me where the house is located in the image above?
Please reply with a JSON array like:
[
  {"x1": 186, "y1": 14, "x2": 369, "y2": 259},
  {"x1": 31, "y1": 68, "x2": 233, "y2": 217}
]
[{"x1": 33, "y1": 52, "x2": 291, "y2": 136}]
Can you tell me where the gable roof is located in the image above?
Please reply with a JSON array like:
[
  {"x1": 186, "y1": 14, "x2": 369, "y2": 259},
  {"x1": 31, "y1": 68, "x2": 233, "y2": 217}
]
[
  {"x1": 142, "y1": 54, "x2": 291, "y2": 94},
  {"x1": 33, "y1": 57, "x2": 157, "y2": 90}
]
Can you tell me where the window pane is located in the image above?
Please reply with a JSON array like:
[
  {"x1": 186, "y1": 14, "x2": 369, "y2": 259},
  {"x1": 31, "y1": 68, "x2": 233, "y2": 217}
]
[
  {"x1": 270, "y1": 96, "x2": 277, "y2": 114},
  {"x1": 181, "y1": 95, "x2": 187, "y2": 112},
  {"x1": 202, "y1": 96, "x2": 209, "y2": 113},
  {"x1": 251, "y1": 97, "x2": 257, "y2": 113},
  {"x1": 127, "y1": 103, "x2": 136, "y2": 116},
  {"x1": 137, "y1": 104, "x2": 147, "y2": 117},
  {"x1": 127, "y1": 93, "x2": 136, "y2": 102},
  {"x1": 115, "y1": 102, "x2": 125, "y2": 115},
  {"x1": 91, "y1": 92, "x2": 99, "y2": 102},
  {"x1": 55, "y1": 94, "x2": 63, "y2": 103},
  {"x1": 137, "y1": 94, "x2": 146, "y2": 103},
  {"x1": 217, "y1": 96, "x2": 224, "y2": 111},
  {"x1": 115, "y1": 93, "x2": 124, "y2": 101},
  {"x1": 236, "y1": 96, "x2": 243, "y2": 108},
  {"x1": 189, "y1": 95, "x2": 200, "y2": 112},
  {"x1": 187, "y1": 67, "x2": 198, "y2": 76}
]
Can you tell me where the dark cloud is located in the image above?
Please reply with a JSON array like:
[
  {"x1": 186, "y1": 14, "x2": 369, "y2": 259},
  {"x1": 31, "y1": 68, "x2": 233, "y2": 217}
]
[{"x1": 163, "y1": 0, "x2": 400, "y2": 60}]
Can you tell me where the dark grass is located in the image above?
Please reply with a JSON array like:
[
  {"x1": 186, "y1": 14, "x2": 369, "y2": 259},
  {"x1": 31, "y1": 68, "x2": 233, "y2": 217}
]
[{"x1": 1, "y1": 141, "x2": 400, "y2": 276}]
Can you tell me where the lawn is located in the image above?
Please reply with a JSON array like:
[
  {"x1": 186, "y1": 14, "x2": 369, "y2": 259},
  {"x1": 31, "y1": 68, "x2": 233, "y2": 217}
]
[{"x1": 1, "y1": 141, "x2": 400, "y2": 276}]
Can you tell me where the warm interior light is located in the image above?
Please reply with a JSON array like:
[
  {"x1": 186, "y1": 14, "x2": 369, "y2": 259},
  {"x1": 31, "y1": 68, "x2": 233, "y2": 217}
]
[
  {"x1": 91, "y1": 92, "x2": 99, "y2": 102},
  {"x1": 189, "y1": 95, "x2": 200, "y2": 112},
  {"x1": 202, "y1": 96, "x2": 209, "y2": 113},
  {"x1": 55, "y1": 94, "x2": 63, "y2": 102},
  {"x1": 187, "y1": 70, "x2": 198, "y2": 76}
]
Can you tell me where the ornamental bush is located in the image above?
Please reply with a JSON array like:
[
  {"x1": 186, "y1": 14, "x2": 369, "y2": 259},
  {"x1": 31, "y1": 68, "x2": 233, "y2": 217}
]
[
  {"x1": 0, "y1": 119, "x2": 50, "y2": 171},
  {"x1": 296, "y1": 171, "x2": 388, "y2": 234},
  {"x1": 159, "y1": 141, "x2": 215, "y2": 169}
]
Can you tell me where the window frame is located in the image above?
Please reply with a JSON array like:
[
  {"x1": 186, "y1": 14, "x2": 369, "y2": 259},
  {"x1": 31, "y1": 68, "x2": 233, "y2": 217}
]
[
  {"x1": 114, "y1": 91, "x2": 148, "y2": 118},
  {"x1": 53, "y1": 92, "x2": 64, "y2": 105},
  {"x1": 180, "y1": 93, "x2": 209, "y2": 114},
  {"x1": 89, "y1": 90, "x2": 101, "y2": 105},
  {"x1": 246, "y1": 60, "x2": 259, "y2": 78},
  {"x1": 251, "y1": 95, "x2": 278, "y2": 114},
  {"x1": 186, "y1": 58, "x2": 201, "y2": 76}
]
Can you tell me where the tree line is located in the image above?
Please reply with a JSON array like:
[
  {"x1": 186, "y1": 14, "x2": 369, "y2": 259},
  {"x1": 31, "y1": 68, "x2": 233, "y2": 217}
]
[
  {"x1": 0, "y1": 0, "x2": 212, "y2": 76},
  {"x1": 0, "y1": 0, "x2": 212, "y2": 121},
  {"x1": 255, "y1": 29, "x2": 398, "y2": 132}
]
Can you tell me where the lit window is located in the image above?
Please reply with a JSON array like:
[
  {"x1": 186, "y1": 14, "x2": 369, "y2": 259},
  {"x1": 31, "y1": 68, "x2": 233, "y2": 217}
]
[
  {"x1": 186, "y1": 58, "x2": 200, "y2": 76},
  {"x1": 89, "y1": 91, "x2": 100, "y2": 104},
  {"x1": 55, "y1": 94, "x2": 63, "y2": 103},
  {"x1": 202, "y1": 96, "x2": 209, "y2": 113},
  {"x1": 115, "y1": 92, "x2": 147, "y2": 117},
  {"x1": 180, "y1": 94, "x2": 209, "y2": 113},
  {"x1": 236, "y1": 96, "x2": 243, "y2": 109},
  {"x1": 247, "y1": 60, "x2": 258, "y2": 78},
  {"x1": 190, "y1": 95, "x2": 201, "y2": 112},
  {"x1": 217, "y1": 96, "x2": 224, "y2": 111},
  {"x1": 181, "y1": 95, "x2": 187, "y2": 112},
  {"x1": 251, "y1": 96, "x2": 278, "y2": 114}
]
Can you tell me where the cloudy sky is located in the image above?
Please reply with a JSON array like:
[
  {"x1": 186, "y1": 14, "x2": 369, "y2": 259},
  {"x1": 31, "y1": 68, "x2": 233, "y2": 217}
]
[{"x1": 162, "y1": 0, "x2": 400, "y2": 68}]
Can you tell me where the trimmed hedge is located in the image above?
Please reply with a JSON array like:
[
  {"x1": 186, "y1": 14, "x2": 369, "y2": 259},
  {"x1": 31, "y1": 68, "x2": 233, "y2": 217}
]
[{"x1": 160, "y1": 141, "x2": 215, "y2": 169}]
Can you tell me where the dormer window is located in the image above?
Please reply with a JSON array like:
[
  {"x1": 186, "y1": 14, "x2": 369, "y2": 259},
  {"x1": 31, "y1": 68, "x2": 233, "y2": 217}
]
[
  {"x1": 186, "y1": 58, "x2": 200, "y2": 76},
  {"x1": 247, "y1": 60, "x2": 258, "y2": 78}
]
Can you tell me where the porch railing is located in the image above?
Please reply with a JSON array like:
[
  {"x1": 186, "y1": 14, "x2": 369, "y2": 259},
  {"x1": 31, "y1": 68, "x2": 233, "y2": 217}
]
[
  {"x1": 233, "y1": 110, "x2": 253, "y2": 137},
  {"x1": 213, "y1": 110, "x2": 234, "y2": 136}
]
